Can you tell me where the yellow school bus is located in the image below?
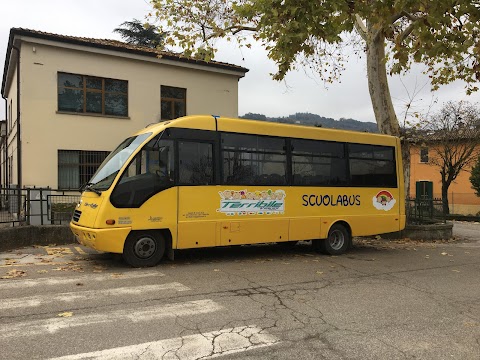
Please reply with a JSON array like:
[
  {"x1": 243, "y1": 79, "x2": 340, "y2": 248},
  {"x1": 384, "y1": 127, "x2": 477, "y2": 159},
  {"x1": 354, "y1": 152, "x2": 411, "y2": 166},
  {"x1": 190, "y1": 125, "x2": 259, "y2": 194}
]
[{"x1": 70, "y1": 115, "x2": 405, "y2": 267}]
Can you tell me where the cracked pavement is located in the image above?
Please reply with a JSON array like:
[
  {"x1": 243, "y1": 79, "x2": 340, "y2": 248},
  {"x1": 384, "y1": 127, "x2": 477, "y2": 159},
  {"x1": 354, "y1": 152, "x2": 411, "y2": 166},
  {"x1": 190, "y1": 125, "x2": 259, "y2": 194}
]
[{"x1": 0, "y1": 221, "x2": 479, "y2": 359}]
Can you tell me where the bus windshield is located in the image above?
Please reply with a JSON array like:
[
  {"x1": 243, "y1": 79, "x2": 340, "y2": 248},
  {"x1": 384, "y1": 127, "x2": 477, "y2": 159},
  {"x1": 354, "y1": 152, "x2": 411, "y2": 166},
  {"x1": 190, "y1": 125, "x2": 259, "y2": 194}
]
[{"x1": 87, "y1": 132, "x2": 152, "y2": 191}]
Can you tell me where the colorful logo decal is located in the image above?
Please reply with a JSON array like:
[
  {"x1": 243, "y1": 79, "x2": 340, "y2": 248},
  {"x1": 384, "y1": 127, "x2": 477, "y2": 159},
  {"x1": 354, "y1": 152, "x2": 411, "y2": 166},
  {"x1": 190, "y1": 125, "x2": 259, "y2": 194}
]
[
  {"x1": 218, "y1": 189, "x2": 286, "y2": 216},
  {"x1": 372, "y1": 190, "x2": 396, "y2": 211}
]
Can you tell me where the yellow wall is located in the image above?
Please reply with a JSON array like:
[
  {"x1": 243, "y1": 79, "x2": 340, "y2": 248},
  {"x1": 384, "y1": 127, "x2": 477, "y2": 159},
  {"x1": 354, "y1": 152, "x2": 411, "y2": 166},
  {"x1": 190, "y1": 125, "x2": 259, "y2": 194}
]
[
  {"x1": 6, "y1": 40, "x2": 242, "y2": 188},
  {"x1": 410, "y1": 145, "x2": 480, "y2": 215}
]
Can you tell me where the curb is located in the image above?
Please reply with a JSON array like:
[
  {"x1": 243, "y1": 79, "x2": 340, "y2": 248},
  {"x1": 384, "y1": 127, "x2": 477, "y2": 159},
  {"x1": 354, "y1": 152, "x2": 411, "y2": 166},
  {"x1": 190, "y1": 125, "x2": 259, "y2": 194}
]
[
  {"x1": 0, "y1": 226, "x2": 76, "y2": 252},
  {"x1": 382, "y1": 223, "x2": 453, "y2": 240}
]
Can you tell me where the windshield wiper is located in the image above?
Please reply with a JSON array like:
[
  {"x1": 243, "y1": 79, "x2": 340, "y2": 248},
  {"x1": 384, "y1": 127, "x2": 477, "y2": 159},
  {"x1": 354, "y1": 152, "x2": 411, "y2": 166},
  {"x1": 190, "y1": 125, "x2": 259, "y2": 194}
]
[{"x1": 80, "y1": 182, "x2": 102, "y2": 196}]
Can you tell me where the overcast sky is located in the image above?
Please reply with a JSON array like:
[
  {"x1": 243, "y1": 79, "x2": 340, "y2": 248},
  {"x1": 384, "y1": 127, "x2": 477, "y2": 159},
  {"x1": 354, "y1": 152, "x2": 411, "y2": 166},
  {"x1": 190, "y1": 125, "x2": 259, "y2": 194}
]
[{"x1": 1, "y1": 0, "x2": 479, "y2": 124}]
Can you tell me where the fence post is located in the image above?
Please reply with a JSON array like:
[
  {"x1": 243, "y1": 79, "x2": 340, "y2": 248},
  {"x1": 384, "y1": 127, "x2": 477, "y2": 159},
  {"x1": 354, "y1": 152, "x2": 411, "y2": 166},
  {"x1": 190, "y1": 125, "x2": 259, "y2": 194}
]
[
  {"x1": 26, "y1": 188, "x2": 30, "y2": 225},
  {"x1": 40, "y1": 188, "x2": 44, "y2": 225}
]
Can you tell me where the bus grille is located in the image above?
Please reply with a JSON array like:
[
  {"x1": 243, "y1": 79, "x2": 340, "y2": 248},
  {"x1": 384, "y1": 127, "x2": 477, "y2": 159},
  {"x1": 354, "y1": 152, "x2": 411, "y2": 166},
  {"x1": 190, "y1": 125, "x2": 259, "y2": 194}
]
[{"x1": 72, "y1": 210, "x2": 82, "y2": 222}]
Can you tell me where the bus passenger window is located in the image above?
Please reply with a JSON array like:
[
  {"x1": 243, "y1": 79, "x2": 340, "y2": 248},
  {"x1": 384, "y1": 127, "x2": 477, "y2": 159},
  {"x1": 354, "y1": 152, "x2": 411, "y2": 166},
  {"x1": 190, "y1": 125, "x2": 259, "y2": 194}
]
[
  {"x1": 291, "y1": 139, "x2": 347, "y2": 186},
  {"x1": 179, "y1": 141, "x2": 213, "y2": 185},
  {"x1": 222, "y1": 133, "x2": 287, "y2": 185},
  {"x1": 348, "y1": 144, "x2": 396, "y2": 187}
]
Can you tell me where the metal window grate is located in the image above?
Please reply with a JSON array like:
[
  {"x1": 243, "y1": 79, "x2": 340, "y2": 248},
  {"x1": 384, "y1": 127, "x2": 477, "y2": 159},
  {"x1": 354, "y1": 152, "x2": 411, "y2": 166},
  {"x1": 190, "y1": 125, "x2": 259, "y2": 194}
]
[{"x1": 58, "y1": 150, "x2": 109, "y2": 190}]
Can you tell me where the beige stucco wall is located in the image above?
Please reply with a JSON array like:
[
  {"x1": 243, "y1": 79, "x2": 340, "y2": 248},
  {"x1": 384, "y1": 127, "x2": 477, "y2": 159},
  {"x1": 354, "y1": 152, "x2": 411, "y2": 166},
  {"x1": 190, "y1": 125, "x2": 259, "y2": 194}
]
[{"x1": 15, "y1": 40, "x2": 241, "y2": 188}]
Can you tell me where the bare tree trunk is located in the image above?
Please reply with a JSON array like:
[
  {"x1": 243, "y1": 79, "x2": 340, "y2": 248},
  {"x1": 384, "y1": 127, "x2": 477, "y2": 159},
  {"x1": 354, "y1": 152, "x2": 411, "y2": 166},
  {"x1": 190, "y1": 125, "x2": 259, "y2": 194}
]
[
  {"x1": 366, "y1": 28, "x2": 410, "y2": 204},
  {"x1": 401, "y1": 140, "x2": 411, "y2": 201},
  {"x1": 441, "y1": 181, "x2": 450, "y2": 215},
  {"x1": 366, "y1": 31, "x2": 400, "y2": 137}
]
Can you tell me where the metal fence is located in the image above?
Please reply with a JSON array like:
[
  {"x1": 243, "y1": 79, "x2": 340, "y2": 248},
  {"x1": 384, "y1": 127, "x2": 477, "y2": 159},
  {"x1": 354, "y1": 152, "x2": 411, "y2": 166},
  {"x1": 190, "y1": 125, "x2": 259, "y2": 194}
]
[
  {"x1": 406, "y1": 197, "x2": 446, "y2": 225},
  {"x1": 0, "y1": 188, "x2": 80, "y2": 227}
]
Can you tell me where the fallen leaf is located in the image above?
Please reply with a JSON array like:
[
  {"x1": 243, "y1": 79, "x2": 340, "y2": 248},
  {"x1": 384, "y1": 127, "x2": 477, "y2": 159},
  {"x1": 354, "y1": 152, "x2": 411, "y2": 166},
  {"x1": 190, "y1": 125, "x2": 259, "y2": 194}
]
[
  {"x1": 57, "y1": 312, "x2": 73, "y2": 317},
  {"x1": 441, "y1": 252, "x2": 448, "y2": 256},
  {"x1": 213, "y1": 269, "x2": 220, "y2": 272},
  {"x1": 36, "y1": 270, "x2": 48, "y2": 274},
  {"x1": 93, "y1": 265, "x2": 107, "y2": 273},
  {"x1": 1, "y1": 270, "x2": 27, "y2": 279},
  {"x1": 452, "y1": 270, "x2": 460, "y2": 273},
  {"x1": 316, "y1": 271, "x2": 324, "y2": 275},
  {"x1": 111, "y1": 273, "x2": 124, "y2": 278}
]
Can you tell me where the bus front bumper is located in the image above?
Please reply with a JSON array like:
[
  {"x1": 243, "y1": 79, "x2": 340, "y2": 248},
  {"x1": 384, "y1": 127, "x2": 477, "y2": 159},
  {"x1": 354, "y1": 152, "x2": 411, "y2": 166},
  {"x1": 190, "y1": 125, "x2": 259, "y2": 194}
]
[{"x1": 70, "y1": 223, "x2": 131, "y2": 254}]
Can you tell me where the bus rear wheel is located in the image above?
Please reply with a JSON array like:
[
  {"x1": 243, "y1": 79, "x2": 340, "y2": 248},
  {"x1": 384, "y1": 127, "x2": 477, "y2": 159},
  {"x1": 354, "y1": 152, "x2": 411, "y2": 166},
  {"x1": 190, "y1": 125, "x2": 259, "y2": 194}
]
[
  {"x1": 314, "y1": 224, "x2": 351, "y2": 255},
  {"x1": 123, "y1": 231, "x2": 165, "y2": 267}
]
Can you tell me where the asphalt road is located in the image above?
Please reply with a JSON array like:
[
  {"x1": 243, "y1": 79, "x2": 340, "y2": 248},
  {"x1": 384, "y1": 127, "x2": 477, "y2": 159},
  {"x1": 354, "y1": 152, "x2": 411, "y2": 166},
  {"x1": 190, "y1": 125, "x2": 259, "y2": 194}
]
[{"x1": 0, "y1": 222, "x2": 479, "y2": 359}]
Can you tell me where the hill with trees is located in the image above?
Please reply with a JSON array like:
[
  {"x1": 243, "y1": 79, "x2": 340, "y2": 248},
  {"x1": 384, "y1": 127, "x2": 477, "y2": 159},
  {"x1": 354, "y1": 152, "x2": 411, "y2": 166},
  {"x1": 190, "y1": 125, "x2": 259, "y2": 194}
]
[{"x1": 239, "y1": 112, "x2": 379, "y2": 133}]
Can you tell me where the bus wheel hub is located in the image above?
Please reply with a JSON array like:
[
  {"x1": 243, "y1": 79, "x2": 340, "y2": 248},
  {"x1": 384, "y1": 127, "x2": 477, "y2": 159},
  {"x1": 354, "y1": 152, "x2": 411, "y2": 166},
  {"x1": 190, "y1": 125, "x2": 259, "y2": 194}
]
[{"x1": 135, "y1": 237, "x2": 156, "y2": 258}]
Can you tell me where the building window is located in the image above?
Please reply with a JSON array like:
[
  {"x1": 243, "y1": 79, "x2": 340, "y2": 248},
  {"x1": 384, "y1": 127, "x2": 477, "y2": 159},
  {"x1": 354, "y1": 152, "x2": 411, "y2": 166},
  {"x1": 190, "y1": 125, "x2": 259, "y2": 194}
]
[
  {"x1": 420, "y1": 147, "x2": 429, "y2": 163},
  {"x1": 161, "y1": 86, "x2": 186, "y2": 120},
  {"x1": 58, "y1": 150, "x2": 109, "y2": 189},
  {"x1": 57, "y1": 72, "x2": 128, "y2": 117}
]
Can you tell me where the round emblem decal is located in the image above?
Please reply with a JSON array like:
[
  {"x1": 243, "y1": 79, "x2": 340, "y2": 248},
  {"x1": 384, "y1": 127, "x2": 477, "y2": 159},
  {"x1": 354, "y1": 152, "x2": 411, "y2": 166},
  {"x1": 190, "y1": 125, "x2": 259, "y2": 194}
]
[{"x1": 372, "y1": 190, "x2": 396, "y2": 211}]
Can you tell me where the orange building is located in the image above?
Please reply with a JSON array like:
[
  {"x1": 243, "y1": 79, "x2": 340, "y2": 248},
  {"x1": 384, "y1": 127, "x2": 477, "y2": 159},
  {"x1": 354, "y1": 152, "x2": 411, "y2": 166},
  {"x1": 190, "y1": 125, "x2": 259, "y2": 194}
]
[{"x1": 410, "y1": 145, "x2": 480, "y2": 215}]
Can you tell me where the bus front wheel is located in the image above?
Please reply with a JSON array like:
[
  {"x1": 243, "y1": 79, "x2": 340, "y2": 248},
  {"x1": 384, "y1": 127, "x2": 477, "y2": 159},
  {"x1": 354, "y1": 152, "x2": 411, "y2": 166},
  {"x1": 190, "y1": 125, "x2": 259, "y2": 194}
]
[
  {"x1": 123, "y1": 231, "x2": 165, "y2": 267},
  {"x1": 314, "y1": 224, "x2": 351, "y2": 255}
]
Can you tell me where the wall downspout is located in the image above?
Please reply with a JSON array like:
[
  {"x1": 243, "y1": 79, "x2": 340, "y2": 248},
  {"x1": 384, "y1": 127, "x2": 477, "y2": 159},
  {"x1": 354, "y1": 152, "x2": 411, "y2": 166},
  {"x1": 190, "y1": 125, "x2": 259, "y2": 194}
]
[
  {"x1": 2, "y1": 96, "x2": 6, "y2": 190},
  {"x1": 11, "y1": 45, "x2": 21, "y2": 220}
]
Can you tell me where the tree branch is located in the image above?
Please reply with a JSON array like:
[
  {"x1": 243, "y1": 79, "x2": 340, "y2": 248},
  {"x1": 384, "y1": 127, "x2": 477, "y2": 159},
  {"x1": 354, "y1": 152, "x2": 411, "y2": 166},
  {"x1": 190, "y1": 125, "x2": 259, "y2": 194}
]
[
  {"x1": 395, "y1": 9, "x2": 430, "y2": 44},
  {"x1": 396, "y1": 21, "x2": 417, "y2": 44},
  {"x1": 354, "y1": 14, "x2": 368, "y2": 41},
  {"x1": 204, "y1": 25, "x2": 258, "y2": 41},
  {"x1": 390, "y1": 12, "x2": 405, "y2": 24}
]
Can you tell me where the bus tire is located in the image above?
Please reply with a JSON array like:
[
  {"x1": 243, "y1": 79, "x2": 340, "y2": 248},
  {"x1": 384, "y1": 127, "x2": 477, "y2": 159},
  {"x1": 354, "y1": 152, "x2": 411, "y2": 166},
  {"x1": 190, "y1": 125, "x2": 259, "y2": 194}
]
[
  {"x1": 313, "y1": 224, "x2": 351, "y2": 255},
  {"x1": 123, "y1": 231, "x2": 165, "y2": 267},
  {"x1": 323, "y1": 224, "x2": 351, "y2": 255}
]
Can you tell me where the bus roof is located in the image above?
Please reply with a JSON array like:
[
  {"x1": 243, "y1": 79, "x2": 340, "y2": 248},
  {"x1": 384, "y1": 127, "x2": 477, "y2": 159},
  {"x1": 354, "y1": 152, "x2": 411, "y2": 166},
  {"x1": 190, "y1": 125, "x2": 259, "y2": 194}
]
[{"x1": 135, "y1": 115, "x2": 397, "y2": 146}]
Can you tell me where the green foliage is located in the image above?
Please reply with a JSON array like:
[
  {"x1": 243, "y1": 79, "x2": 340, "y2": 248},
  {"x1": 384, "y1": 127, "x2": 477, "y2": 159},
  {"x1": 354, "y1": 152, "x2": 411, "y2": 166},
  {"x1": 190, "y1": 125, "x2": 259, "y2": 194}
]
[
  {"x1": 51, "y1": 202, "x2": 77, "y2": 214},
  {"x1": 114, "y1": 19, "x2": 164, "y2": 49},
  {"x1": 151, "y1": 0, "x2": 480, "y2": 92},
  {"x1": 470, "y1": 156, "x2": 480, "y2": 197}
]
